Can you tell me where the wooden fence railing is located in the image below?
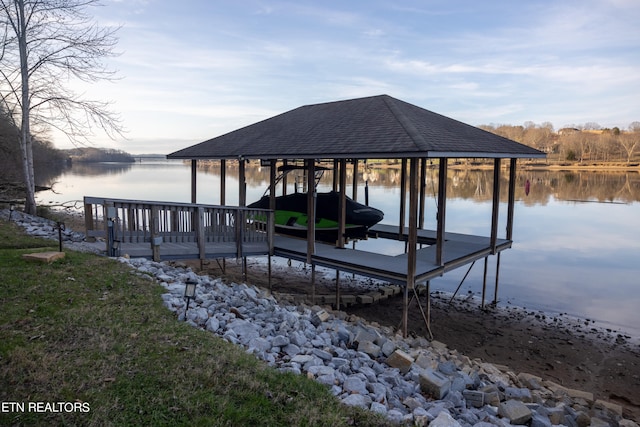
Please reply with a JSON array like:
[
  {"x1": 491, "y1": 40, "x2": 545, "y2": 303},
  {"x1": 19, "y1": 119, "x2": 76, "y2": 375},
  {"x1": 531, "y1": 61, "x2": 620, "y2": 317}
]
[{"x1": 84, "y1": 196, "x2": 274, "y2": 261}]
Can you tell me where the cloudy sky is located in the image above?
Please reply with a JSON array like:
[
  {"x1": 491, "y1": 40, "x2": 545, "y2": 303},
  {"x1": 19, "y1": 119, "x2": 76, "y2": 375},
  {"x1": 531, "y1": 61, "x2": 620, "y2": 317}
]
[{"x1": 57, "y1": 0, "x2": 640, "y2": 154}]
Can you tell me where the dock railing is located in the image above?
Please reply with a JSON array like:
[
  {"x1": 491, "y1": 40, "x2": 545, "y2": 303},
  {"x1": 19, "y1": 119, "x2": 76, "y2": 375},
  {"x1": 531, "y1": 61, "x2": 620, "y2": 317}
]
[{"x1": 84, "y1": 196, "x2": 274, "y2": 261}]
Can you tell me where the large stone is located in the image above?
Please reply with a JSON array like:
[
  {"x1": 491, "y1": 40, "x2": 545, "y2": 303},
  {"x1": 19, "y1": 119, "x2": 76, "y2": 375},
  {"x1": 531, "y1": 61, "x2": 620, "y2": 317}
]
[
  {"x1": 290, "y1": 354, "x2": 314, "y2": 364},
  {"x1": 205, "y1": 317, "x2": 220, "y2": 332},
  {"x1": 22, "y1": 251, "x2": 65, "y2": 263},
  {"x1": 565, "y1": 387, "x2": 594, "y2": 404},
  {"x1": 226, "y1": 319, "x2": 260, "y2": 341},
  {"x1": 283, "y1": 343, "x2": 301, "y2": 357},
  {"x1": 339, "y1": 294, "x2": 357, "y2": 306},
  {"x1": 312, "y1": 348, "x2": 333, "y2": 361},
  {"x1": 418, "y1": 368, "x2": 450, "y2": 399},
  {"x1": 402, "y1": 396, "x2": 422, "y2": 411},
  {"x1": 354, "y1": 326, "x2": 380, "y2": 343},
  {"x1": 594, "y1": 399, "x2": 623, "y2": 417},
  {"x1": 589, "y1": 418, "x2": 611, "y2": 427},
  {"x1": 357, "y1": 340, "x2": 381, "y2": 358},
  {"x1": 343, "y1": 376, "x2": 368, "y2": 395},
  {"x1": 530, "y1": 413, "x2": 553, "y2": 427},
  {"x1": 271, "y1": 335, "x2": 290, "y2": 347},
  {"x1": 498, "y1": 399, "x2": 532, "y2": 425},
  {"x1": 341, "y1": 394, "x2": 369, "y2": 408},
  {"x1": 505, "y1": 386, "x2": 532, "y2": 402},
  {"x1": 518, "y1": 372, "x2": 543, "y2": 389},
  {"x1": 385, "y1": 349, "x2": 414, "y2": 374},
  {"x1": 369, "y1": 401, "x2": 387, "y2": 415},
  {"x1": 310, "y1": 309, "x2": 329, "y2": 326},
  {"x1": 380, "y1": 339, "x2": 397, "y2": 357},
  {"x1": 248, "y1": 337, "x2": 271, "y2": 352},
  {"x1": 356, "y1": 294, "x2": 374, "y2": 304},
  {"x1": 546, "y1": 405, "x2": 566, "y2": 425},
  {"x1": 414, "y1": 352, "x2": 437, "y2": 369},
  {"x1": 462, "y1": 390, "x2": 484, "y2": 408},
  {"x1": 429, "y1": 411, "x2": 461, "y2": 427}
]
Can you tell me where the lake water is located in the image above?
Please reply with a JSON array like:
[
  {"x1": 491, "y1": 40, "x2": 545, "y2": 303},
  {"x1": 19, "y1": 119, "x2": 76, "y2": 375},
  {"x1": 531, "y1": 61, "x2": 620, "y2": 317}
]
[{"x1": 38, "y1": 159, "x2": 640, "y2": 336}]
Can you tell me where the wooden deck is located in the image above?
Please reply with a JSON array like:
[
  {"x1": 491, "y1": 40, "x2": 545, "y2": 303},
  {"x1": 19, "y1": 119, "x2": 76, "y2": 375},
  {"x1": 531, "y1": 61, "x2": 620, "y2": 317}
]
[
  {"x1": 274, "y1": 226, "x2": 511, "y2": 285},
  {"x1": 83, "y1": 197, "x2": 510, "y2": 293}
]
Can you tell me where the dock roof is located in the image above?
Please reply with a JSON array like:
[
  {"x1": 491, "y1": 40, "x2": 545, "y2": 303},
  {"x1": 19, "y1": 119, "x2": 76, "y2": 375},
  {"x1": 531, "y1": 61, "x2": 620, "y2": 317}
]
[{"x1": 167, "y1": 95, "x2": 545, "y2": 160}]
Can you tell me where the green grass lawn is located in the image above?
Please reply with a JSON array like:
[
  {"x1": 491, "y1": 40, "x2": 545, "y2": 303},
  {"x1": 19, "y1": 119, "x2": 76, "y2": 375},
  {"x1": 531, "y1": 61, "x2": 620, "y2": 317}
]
[{"x1": 0, "y1": 218, "x2": 388, "y2": 426}]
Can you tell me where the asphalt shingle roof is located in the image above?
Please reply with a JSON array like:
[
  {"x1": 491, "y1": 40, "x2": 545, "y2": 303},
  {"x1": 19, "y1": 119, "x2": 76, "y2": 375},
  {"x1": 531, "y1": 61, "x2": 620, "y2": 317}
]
[{"x1": 167, "y1": 95, "x2": 545, "y2": 160}]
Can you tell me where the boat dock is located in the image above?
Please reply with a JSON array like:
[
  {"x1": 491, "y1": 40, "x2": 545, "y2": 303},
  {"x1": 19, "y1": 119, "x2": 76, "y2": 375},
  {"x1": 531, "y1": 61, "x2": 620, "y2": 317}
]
[
  {"x1": 85, "y1": 95, "x2": 545, "y2": 337},
  {"x1": 84, "y1": 196, "x2": 509, "y2": 319}
]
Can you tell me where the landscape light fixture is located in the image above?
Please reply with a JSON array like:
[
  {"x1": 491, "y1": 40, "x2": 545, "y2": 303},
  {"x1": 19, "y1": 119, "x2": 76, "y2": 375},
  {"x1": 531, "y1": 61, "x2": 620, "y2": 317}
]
[
  {"x1": 9, "y1": 203, "x2": 15, "y2": 221},
  {"x1": 111, "y1": 239, "x2": 120, "y2": 257},
  {"x1": 184, "y1": 280, "x2": 197, "y2": 315},
  {"x1": 56, "y1": 222, "x2": 65, "y2": 252}
]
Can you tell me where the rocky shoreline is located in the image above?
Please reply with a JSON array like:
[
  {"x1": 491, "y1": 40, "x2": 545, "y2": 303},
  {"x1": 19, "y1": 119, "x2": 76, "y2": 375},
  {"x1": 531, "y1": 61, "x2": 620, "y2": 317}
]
[{"x1": 2, "y1": 208, "x2": 639, "y2": 426}]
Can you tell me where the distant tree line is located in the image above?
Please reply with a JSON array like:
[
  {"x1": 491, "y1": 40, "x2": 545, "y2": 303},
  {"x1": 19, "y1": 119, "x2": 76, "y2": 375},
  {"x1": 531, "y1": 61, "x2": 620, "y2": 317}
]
[
  {"x1": 0, "y1": 107, "x2": 66, "y2": 196},
  {"x1": 64, "y1": 147, "x2": 134, "y2": 163},
  {"x1": 480, "y1": 121, "x2": 640, "y2": 164}
]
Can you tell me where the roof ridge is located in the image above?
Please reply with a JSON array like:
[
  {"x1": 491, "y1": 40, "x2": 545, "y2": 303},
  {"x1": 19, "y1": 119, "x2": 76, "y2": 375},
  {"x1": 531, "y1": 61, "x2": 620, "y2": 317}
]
[{"x1": 381, "y1": 95, "x2": 429, "y2": 151}]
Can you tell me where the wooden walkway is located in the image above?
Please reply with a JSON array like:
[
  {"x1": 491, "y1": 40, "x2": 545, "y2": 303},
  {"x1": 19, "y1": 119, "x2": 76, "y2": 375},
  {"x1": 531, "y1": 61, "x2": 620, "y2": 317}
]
[
  {"x1": 83, "y1": 197, "x2": 273, "y2": 261},
  {"x1": 83, "y1": 195, "x2": 510, "y2": 287},
  {"x1": 274, "y1": 227, "x2": 511, "y2": 286}
]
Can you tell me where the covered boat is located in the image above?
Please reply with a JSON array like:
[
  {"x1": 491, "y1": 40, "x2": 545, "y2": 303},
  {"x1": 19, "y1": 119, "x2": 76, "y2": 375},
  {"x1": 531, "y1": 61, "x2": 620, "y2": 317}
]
[{"x1": 247, "y1": 165, "x2": 384, "y2": 242}]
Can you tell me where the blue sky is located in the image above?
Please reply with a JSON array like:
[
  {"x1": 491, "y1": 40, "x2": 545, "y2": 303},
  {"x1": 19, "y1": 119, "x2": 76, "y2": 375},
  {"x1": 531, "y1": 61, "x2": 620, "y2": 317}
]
[{"x1": 60, "y1": 0, "x2": 640, "y2": 154}]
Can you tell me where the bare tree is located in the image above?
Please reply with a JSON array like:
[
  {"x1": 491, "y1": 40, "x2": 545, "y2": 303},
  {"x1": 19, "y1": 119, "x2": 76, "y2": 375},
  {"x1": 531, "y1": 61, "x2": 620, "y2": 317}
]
[
  {"x1": 0, "y1": 0, "x2": 122, "y2": 214},
  {"x1": 618, "y1": 133, "x2": 639, "y2": 164}
]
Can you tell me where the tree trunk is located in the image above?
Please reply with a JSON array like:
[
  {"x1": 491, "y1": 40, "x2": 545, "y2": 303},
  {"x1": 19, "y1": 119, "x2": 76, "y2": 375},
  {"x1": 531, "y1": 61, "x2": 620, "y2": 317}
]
[{"x1": 17, "y1": 0, "x2": 37, "y2": 214}]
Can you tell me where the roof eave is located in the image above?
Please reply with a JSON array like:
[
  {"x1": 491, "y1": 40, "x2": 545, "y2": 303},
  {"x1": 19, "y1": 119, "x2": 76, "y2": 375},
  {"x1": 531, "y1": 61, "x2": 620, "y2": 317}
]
[{"x1": 167, "y1": 151, "x2": 546, "y2": 161}]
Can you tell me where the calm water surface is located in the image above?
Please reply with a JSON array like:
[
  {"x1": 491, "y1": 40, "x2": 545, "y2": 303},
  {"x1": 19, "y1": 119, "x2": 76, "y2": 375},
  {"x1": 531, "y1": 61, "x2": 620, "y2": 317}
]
[{"x1": 38, "y1": 159, "x2": 640, "y2": 336}]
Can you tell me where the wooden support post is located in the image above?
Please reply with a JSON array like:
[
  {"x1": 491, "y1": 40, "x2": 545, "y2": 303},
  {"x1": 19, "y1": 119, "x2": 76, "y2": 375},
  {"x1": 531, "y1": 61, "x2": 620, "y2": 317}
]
[
  {"x1": 493, "y1": 253, "x2": 502, "y2": 304},
  {"x1": 220, "y1": 159, "x2": 227, "y2": 273},
  {"x1": 239, "y1": 158, "x2": 246, "y2": 207},
  {"x1": 191, "y1": 159, "x2": 197, "y2": 203},
  {"x1": 399, "y1": 158, "x2": 407, "y2": 239},
  {"x1": 402, "y1": 284, "x2": 409, "y2": 338},
  {"x1": 335, "y1": 270, "x2": 341, "y2": 311},
  {"x1": 436, "y1": 158, "x2": 448, "y2": 266},
  {"x1": 426, "y1": 281, "x2": 431, "y2": 339},
  {"x1": 352, "y1": 159, "x2": 358, "y2": 201},
  {"x1": 419, "y1": 158, "x2": 426, "y2": 229},
  {"x1": 84, "y1": 201, "x2": 95, "y2": 242},
  {"x1": 403, "y1": 158, "x2": 419, "y2": 338},
  {"x1": 268, "y1": 254, "x2": 272, "y2": 292},
  {"x1": 306, "y1": 160, "x2": 316, "y2": 264},
  {"x1": 235, "y1": 209, "x2": 244, "y2": 258},
  {"x1": 105, "y1": 202, "x2": 115, "y2": 255},
  {"x1": 490, "y1": 158, "x2": 501, "y2": 254},
  {"x1": 197, "y1": 207, "x2": 205, "y2": 260},
  {"x1": 269, "y1": 159, "x2": 277, "y2": 211},
  {"x1": 407, "y1": 158, "x2": 418, "y2": 288},
  {"x1": 220, "y1": 159, "x2": 226, "y2": 205},
  {"x1": 506, "y1": 158, "x2": 517, "y2": 241},
  {"x1": 282, "y1": 159, "x2": 288, "y2": 196},
  {"x1": 150, "y1": 205, "x2": 160, "y2": 262},
  {"x1": 311, "y1": 264, "x2": 316, "y2": 304},
  {"x1": 481, "y1": 257, "x2": 488, "y2": 309},
  {"x1": 338, "y1": 159, "x2": 347, "y2": 248}
]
